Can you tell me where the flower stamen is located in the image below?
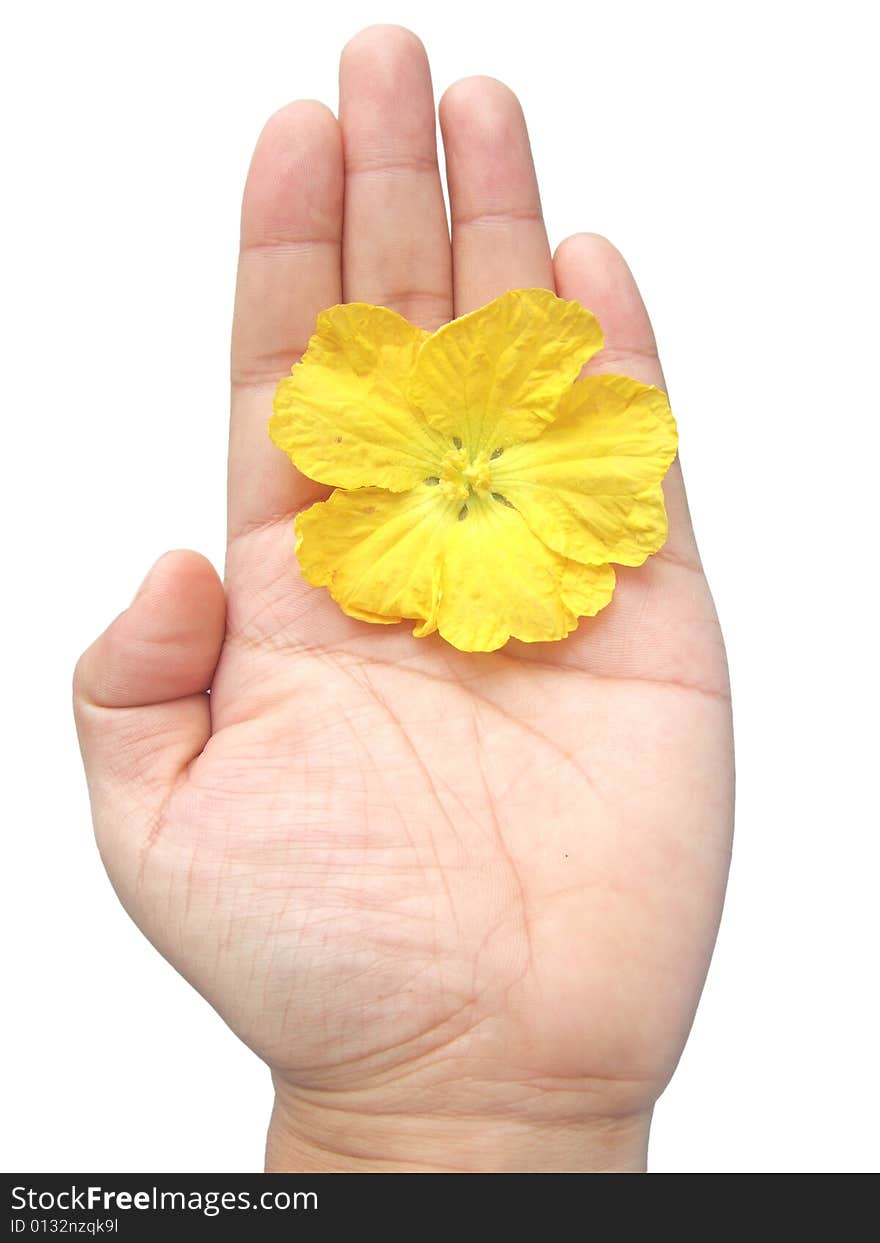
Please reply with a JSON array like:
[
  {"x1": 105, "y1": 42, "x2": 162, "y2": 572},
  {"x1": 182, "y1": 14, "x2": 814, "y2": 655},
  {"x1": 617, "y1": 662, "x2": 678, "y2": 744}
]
[{"x1": 438, "y1": 446, "x2": 493, "y2": 502}]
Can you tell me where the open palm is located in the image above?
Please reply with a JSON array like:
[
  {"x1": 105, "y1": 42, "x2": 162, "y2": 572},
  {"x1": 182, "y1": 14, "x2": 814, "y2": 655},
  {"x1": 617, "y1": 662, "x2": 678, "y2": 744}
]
[{"x1": 75, "y1": 27, "x2": 733, "y2": 1172}]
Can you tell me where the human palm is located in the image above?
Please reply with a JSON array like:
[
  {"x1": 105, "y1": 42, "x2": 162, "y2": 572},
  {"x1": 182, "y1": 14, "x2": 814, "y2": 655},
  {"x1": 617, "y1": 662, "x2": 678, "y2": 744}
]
[{"x1": 76, "y1": 27, "x2": 733, "y2": 1172}]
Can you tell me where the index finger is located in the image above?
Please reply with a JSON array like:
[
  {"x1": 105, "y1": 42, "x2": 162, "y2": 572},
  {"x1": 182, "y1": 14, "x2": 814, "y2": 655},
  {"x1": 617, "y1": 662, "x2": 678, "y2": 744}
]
[{"x1": 228, "y1": 101, "x2": 343, "y2": 543}]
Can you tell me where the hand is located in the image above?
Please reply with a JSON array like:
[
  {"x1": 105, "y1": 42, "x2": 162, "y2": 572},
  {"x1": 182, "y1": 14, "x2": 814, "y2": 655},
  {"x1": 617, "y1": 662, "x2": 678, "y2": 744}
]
[{"x1": 74, "y1": 25, "x2": 733, "y2": 1173}]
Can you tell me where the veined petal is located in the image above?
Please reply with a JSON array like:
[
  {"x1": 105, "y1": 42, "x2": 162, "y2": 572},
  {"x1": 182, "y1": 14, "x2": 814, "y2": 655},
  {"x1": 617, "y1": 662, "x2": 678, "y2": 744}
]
[
  {"x1": 408, "y1": 289, "x2": 603, "y2": 455},
  {"x1": 560, "y1": 558, "x2": 617, "y2": 620},
  {"x1": 492, "y1": 374, "x2": 677, "y2": 566},
  {"x1": 270, "y1": 303, "x2": 446, "y2": 491},
  {"x1": 435, "y1": 499, "x2": 615, "y2": 652},
  {"x1": 294, "y1": 484, "x2": 456, "y2": 627}
]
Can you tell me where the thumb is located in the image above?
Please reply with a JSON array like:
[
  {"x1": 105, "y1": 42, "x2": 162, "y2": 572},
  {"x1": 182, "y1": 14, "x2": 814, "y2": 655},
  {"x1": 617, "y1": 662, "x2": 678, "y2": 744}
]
[{"x1": 74, "y1": 550, "x2": 226, "y2": 871}]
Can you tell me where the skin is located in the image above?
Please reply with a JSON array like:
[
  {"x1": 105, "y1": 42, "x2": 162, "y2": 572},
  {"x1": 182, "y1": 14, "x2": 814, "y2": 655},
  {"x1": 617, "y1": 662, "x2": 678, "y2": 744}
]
[{"x1": 74, "y1": 26, "x2": 734, "y2": 1172}]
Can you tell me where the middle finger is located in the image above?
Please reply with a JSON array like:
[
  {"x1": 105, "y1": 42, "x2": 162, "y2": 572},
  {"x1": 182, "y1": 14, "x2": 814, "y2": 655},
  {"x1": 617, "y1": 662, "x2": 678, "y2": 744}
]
[{"x1": 339, "y1": 26, "x2": 452, "y2": 331}]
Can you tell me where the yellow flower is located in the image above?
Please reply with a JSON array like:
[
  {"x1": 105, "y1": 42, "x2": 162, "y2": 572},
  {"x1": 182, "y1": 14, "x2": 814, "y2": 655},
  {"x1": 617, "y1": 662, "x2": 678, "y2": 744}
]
[{"x1": 269, "y1": 289, "x2": 677, "y2": 653}]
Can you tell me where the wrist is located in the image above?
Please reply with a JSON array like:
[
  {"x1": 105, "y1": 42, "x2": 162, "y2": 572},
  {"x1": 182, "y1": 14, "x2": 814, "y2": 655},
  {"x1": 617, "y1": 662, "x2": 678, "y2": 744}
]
[{"x1": 265, "y1": 1084, "x2": 651, "y2": 1173}]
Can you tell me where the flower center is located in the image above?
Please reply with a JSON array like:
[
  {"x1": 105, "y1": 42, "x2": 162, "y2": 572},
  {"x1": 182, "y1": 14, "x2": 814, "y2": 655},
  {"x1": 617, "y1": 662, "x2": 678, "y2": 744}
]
[
  {"x1": 437, "y1": 445, "x2": 493, "y2": 502},
  {"x1": 424, "y1": 441, "x2": 512, "y2": 519}
]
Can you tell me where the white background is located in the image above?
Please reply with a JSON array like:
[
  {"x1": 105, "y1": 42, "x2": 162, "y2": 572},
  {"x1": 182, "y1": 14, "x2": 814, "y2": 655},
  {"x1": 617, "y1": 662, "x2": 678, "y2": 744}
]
[{"x1": 2, "y1": 0, "x2": 878, "y2": 1173}]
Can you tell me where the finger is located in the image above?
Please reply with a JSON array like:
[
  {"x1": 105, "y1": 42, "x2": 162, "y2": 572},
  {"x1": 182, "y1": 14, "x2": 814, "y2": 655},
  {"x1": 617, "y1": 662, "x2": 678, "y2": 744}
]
[
  {"x1": 339, "y1": 25, "x2": 452, "y2": 329},
  {"x1": 439, "y1": 77, "x2": 554, "y2": 315},
  {"x1": 229, "y1": 102, "x2": 343, "y2": 541},
  {"x1": 553, "y1": 232, "x2": 698, "y2": 561},
  {"x1": 73, "y1": 554, "x2": 224, "y2": 835}
]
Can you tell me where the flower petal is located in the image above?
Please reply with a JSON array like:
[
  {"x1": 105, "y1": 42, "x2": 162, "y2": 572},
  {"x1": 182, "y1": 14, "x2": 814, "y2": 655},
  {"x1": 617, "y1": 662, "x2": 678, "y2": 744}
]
[
  {"x1": 436, "y1": 499, "x2": 615, "y2": 652},
  {"x1": 560, "y1": 557, "x2": 618, "y2": 621},
  {"x1": 270, "y1": 303, "x2": 446, "y2": 490},
  {"x1": 491, "y1": 374, "x2": 677, "y2": 566},
  {"x1": 408, "y1": 289, "x2": 603, "y2": 454},
  {"x1": 294, "y1": 484, "x2": 455, "y2": 627}
]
